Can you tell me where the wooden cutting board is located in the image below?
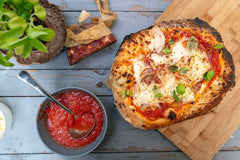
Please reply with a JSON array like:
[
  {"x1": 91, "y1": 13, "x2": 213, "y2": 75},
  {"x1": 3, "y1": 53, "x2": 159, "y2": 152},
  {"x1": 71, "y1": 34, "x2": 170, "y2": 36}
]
[{"x1": 154, "y1": 0, "x2": 240, "y2": 159}]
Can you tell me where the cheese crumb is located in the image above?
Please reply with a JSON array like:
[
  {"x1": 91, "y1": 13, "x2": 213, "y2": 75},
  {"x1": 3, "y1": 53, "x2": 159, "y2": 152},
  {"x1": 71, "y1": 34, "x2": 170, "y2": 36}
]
[{"x1": 0, "y1": 109, "x2": 6, "y2": 139}]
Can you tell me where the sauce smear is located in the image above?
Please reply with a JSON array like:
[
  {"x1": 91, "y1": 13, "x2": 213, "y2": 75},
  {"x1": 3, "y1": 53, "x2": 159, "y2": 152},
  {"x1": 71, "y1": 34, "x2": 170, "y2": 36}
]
[{"x1": 45, "y1": 91, "x2": 103, "y2": 148}]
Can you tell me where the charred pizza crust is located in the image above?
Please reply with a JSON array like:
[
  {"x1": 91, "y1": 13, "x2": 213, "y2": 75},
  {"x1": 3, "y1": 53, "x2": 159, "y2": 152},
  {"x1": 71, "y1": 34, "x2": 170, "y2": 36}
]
[{"x1": 105, "y1": 18, "x2": 235, "y2": 130}]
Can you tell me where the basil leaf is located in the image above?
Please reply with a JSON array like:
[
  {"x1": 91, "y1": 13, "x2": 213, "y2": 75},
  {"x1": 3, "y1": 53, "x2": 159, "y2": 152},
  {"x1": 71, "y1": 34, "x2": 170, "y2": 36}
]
[
  {"x1": 187, "y1": 36, "x2": 198, "y2": 51},
  {"x1": 14, "y1": 45, "x2": 24, "y2": 55},
  {"x1": 5, "y1": 49, "x2": 13, "y2": 60},
  {"x1": 22, "y1": 42, "x2": 32, "y2": 58},
  {"x1": 213, "y1": 44, "x2": 224, "y2": 49},
  {"x1": 7, "y1": 36, "x2": 29, "y2": 48},
  {"x1": 169, "y1": 39, "x2": 175, "y2": 45},
  {"x1": 125, "y1": 89, "x2": 130, "y2": 96},
  {"x1": 25, "y1": 0, "x2": 40, "y2": 5},
  {"x1": 34, "y1": 4, "x2": 46, "y2": 20},
  {"x1": 2, "y1": 8, "x2": 18, "y2": 18},
  {"x1": 20, "y1": 10, "x2": 32, "y2": 20},
  {"x1": 0, "y1": 53, "x2": 14, "y2": 67},
  {"x1": 0, "y1": 27, "x2": 25, "y2": 49},
  {"x1": 156, "y1": 93, "x2": 162, "y2": 98},
  {"x1": 36, "y1": 28, "x2": 55, "y2": 41},
  {"x1": 0, "y1": 0, "x2": 6, "y2": 11},
  {"x1": 146, "y1": 74, "x2": 151, "y2": 79},
  {"x1": 11, "y1": 0, "x2": 23, "y2": 5},
  {"x1": 29, "y1": 30, "x2": 48, "y2": 39},
  {"x1": 23, "y1": 2, "x2": 33, "y2": 10},
  {"x1": 169, "y1": 65, "x2": 178, "y2": 72},
  {"x1": 130, "y1": 92, "x2": 134, "y2": 97},
  {"x1": 162, "y1": 48, "x2": 172, "y2": 54},
  {"x1": 179, "y1": 67, "x2": 188, "y2": 75},
  {"x1": 203, "y1": 70, "x2": 215, "y2": 81},
  {"x1": 173, "y1": 90, "x2": 179, "y2": 102},
  {"x1": 153, "y1": 86, "x2": 158, "y2": 93},
  {"x1": 121, "y1": 89, "x2": 126, "y2": 99},
  {"x1": 8, "y1": 16, "x2": 26, "y2": 29},
  {"x1": 176, "y1": 84, "x2": 185, "y2": 95},
  {"x1": 30, "y1": 38, "x2": 48, "y2": 53}
]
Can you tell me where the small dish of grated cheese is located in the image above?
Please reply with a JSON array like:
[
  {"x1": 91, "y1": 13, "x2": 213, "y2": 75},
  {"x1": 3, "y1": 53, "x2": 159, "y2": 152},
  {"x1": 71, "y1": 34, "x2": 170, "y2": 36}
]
[{"x1": 0, "y1": 103, "x2": 13, "y2": 140}]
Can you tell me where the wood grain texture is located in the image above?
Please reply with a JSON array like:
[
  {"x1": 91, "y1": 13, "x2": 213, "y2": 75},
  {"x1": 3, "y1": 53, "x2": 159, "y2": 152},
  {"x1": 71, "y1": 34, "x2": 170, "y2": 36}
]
[
  {"x1": 1, "y1": 0, "x2": 240, "y2": 159},
  {"x1": 1, "y1": 151, "x2": 240, "y2": 160},
  {"x1": 0, "y1": 12, "x2": 160, "y2": 70},
  {"x1": 0, "y1": 97, "x2": 178, "y2": 154},
  {"x1": 48, "y1": 0, "x2": 171, "y2": 11},
  {"x1": 0, "y1": 96, "x2": 239, "y2": 155},
  {"x1": 154, "y1": 0, "x2": 240, "y2": 160}
]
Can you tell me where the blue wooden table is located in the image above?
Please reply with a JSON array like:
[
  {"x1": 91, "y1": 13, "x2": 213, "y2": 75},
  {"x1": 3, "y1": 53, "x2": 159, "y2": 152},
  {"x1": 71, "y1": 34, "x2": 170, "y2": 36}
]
[{"x1": 0, "y1": 0, "x2": 240, "y2": 159}]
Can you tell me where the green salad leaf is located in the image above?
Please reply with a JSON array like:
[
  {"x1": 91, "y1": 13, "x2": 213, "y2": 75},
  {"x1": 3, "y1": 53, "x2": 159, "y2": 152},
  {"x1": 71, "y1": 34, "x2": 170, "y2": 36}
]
[
  {"x1": 0, "y1": 0, "x2": 55, "y2": 67},
  {"x1": 34, "y1": 4, "x2": 46, "y2": 20}
]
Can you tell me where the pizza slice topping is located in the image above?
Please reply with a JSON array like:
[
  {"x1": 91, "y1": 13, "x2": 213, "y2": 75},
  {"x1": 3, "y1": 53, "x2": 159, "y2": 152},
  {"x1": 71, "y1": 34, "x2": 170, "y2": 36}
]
[{"x1": 113, "y1": 25, "x2": 223, "y2": 121}]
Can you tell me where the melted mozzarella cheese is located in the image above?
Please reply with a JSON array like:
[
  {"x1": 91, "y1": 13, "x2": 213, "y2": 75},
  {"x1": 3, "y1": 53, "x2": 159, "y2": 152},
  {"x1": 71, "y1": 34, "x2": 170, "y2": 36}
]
[
  {"x1": 185, "y1": 54, "x2": 210, "y2": 83},
  {"x1": 149, "y1": 27, "x2": 165, "y2": 53},
  {"x1": 180, "y1": 87, "x2": 195, "y2": 103},
  {"x1": 159, "y1": 76, "x2": 176, "y2": 98},
  {"x1": 133, "y1": 83, "x2": 156, "y2": 107},
  {"x1": 133, "y1": 60, "x2": 146, "y2": 83},
  {"x1": 151, "y1": 41, "x2": 191, "y2": 66},
  {"x1": 129, "y1": 33, "x2": 210, "y2": 108},
  {"x1": 133, "y1": 60, "x2": 156, "y2": 106}
]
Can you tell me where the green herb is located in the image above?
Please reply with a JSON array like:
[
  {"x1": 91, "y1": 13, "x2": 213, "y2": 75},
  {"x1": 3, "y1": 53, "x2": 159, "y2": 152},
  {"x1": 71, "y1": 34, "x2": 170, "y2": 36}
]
[
  {"x1": 156, "y1": 92, "x2": 162, "y2": 98},
  {"x1": 0, "y1": 0, "x2": 55, "y2": 67},
  {"x1": 121, "y1": 89, "x2": 126, "y2": 99},
  {"x1": 169, "y1": 65, "x2": 178, "y2": 72},
  {"x1": 130, "y1": 92, "x2": 134, "y2": 97},
  {"x1": 153, "y1": 86, "x2": 158, "y2": 93},
  {"x1": 213, "y1": 44, "x2": 224, "y2": 49},
  {"x1": 179, "y1": 67, "x2": 188, "y2": 75},
  {"x1": 176, "y1": 84, "x2": 185, "y2": 95},
  {"x1": 126, "y1": 89, "x2": 130, "y2": 96},
  {"x1": 162, "y1": 48, "x2": 172, "y2": 54},
  {"x1": 146, "y1": 74, "x2": 151, "y2": 79},
  {"x1": 187, "y1": 36, "x2": 198, "y2": 51},
  {"x1": 169, "y1": 39, "x2": 175, "y2": 45},
  {"x1": 173, "y1": 90, "x2": 179, "y2": 102},
  {"x1": 203, "y1": 70, "x2": 215, "y2": 81}
]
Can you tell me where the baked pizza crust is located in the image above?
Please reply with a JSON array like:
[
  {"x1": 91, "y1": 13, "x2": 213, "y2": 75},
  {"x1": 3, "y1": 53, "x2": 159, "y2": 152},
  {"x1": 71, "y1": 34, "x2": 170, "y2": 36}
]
[{"x1": 105, "y1": 18, "x2": 235, "y2": 130}]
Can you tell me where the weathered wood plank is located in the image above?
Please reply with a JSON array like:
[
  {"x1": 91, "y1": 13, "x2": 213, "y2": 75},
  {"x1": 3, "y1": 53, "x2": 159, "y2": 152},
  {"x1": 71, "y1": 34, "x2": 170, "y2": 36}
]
[
  {"x1": 0, "y1": 70, "x2": 111, "y2": 96},
  {"x1": 0, "y1": 151, "x2": 240, "y2": 160},
  {"x1": 0, "y1": 97, "x2": 239, "y2": 155},
  {"x1": 0, "y1": 11, "x2": 161, "y2": 70},
  {"x1": 0, "y1": 97, "x2": 178, "y2": 154},
  {"x1": 0, "y1": 152, "x2": 189, "y2": 160},
  {"x1": 48, "y1": 0, "x2": 171, "y2": 11}
]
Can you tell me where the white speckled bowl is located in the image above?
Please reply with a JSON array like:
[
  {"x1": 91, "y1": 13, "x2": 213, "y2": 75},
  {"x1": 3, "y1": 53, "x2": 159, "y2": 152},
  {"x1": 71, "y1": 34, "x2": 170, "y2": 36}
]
[
  {"x1": 37, "y1": 87, "x2": 108, "y2": 157},
  {"x1": 0, "y1": 103, "x2": 13, "y2": 141}
]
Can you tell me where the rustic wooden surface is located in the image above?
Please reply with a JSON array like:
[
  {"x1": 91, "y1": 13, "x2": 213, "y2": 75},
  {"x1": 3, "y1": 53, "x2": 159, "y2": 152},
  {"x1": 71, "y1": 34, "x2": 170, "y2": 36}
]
[
  {"x1": 155, "y1": 0, "x2": 240, "y2": 159},
  {"x1": 0, "y1": 0, "x2": 240, "y2": 159}
]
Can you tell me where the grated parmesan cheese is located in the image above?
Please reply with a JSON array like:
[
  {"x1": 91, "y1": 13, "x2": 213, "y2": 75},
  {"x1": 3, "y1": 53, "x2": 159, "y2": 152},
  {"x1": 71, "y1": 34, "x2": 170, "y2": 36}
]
[{"x1": 0, "y1": 109, "x2": 6, "y2": 139}]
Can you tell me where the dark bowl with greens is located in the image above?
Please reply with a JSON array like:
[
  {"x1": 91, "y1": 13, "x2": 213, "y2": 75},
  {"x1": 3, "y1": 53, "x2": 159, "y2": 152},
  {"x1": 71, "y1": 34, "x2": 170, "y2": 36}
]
[{"x1": 0, "y1": 0, "x2": 66, "y2": 66}]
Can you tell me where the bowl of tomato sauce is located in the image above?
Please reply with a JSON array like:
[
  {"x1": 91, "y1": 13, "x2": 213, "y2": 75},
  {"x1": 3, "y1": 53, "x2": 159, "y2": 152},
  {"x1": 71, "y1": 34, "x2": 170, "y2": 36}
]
[{"x1": 37, "y1": 87, "x2": 107, "y2": 156}]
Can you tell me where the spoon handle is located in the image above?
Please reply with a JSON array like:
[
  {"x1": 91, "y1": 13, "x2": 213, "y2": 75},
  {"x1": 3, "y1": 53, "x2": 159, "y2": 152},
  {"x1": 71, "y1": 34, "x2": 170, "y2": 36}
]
[{"x1": 18, "y1": 71, "x2": 73, "y2": 115}]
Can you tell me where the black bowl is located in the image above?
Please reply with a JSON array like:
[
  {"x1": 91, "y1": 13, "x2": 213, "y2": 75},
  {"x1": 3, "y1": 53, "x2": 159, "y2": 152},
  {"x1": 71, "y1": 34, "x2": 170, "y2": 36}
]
[{"x1": 37, "y1": 87, "x2": 108, "y2": 157}]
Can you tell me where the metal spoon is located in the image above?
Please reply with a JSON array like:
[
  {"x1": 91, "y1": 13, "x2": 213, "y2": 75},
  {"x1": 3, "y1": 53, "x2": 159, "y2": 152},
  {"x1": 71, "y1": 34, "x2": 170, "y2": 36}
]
[{"x1": 18, "y1": 70, "x2": 95, "y2": 139}]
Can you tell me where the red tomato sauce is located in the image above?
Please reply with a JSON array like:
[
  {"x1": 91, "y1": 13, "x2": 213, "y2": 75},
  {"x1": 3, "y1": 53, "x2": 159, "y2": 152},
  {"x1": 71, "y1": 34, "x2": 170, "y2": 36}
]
[
  {"x1": 136, "y1": 103, "x2": 170, "y2": 120},
  {"x1": 45, "y1": 91, "x2": 103, "y2": 148},
  {"x1": 136, "y1": 28, "x2": 222, "y2": 121}
]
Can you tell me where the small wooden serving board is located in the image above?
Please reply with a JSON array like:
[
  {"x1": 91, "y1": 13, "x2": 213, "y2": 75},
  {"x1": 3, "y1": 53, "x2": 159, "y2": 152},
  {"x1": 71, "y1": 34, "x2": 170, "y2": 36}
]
[{"x1": 154, "y1": 0, "x2": 240, "y2": 159}]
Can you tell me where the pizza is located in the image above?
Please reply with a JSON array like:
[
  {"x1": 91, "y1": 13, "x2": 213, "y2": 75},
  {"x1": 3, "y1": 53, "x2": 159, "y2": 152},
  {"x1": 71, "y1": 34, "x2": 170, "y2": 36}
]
[{"x1": 105, "y1": 18, "x2": 235, "y2": 129}]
